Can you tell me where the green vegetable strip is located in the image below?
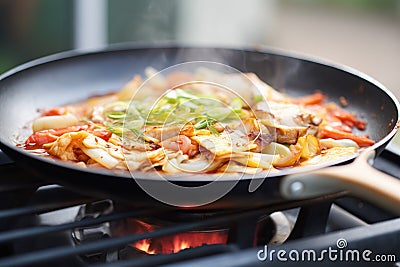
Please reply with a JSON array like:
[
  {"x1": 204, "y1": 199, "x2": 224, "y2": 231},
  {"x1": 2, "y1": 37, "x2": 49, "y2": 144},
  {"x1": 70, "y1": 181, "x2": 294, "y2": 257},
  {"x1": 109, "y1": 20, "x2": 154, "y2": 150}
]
[{"x1": 105, "y1": 88, "x2": 244, "y2": 137}]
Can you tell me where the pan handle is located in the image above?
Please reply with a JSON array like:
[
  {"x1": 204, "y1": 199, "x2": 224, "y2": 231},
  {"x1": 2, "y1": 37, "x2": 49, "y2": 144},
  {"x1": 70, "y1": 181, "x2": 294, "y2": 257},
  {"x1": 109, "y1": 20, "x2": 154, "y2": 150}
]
[{"x1": 280, "y1": 149, "x2": 400, "y2": 216}]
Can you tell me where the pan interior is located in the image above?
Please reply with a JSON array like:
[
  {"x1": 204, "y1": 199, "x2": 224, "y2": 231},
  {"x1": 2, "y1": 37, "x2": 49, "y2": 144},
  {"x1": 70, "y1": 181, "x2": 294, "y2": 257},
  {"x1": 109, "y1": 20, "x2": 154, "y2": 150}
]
[{"x1": 0, "y1": 46, "x2": 398, "y2": 182}]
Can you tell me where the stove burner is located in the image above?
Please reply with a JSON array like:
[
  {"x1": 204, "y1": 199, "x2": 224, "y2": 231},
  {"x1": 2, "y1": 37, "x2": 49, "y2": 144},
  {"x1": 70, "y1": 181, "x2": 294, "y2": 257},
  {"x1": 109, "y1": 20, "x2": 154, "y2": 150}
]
[
  {"x1": 71, "y1": 200, "x2": 294, "y2": 259},
  {"x1": 73, "y1": 200, "x2": 113, "y2": 244}
]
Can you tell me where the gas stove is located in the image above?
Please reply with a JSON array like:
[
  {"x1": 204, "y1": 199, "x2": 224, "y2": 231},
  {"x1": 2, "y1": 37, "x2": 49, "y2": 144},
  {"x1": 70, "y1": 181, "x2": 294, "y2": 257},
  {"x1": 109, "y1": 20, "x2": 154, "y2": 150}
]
[{"x1": 0, "y1": 146, "x2": 399, "y2": 267}]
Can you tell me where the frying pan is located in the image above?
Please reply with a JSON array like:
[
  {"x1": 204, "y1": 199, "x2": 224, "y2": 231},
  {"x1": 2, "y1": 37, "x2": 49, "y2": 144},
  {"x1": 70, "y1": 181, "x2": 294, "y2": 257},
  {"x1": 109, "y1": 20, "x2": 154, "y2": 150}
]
[{"x1": 0, "y1": 45, "x2": 399, "y2": 213}]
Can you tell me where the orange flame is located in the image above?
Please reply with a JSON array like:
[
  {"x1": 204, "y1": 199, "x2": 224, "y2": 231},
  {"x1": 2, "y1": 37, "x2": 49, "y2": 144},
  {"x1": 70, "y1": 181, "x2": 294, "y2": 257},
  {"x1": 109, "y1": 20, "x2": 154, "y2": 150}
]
[
  {"x1": 119, "y1": 219, "x2": 228, "y2": 254},
  {"x1": 135, "y1": 239, "x2": 156, "y2": 255},
  {"x1": 133, "y1": 231, "x2": 228, "y2": 254}
]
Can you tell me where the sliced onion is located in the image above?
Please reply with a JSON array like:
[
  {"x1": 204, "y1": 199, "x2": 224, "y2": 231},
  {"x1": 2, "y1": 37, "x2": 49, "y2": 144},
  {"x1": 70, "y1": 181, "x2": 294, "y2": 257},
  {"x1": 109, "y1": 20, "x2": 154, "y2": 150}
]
[
  {"x1": 219, "y1": 162, "x2": 262, "y2": 174},
  {"x1": 319, "y1": 138, "x2": 359, "y2": 149},
  {"x1": 232, "y1": 152, "x2": 277, "y2": 169},
  {"x1": 273, "y1": 143, "x2": 302, "y2": 167},
  {"x1": 262, "y1": 142, "x2": 291, "y2": 157},
  {"x1": 162, "y1": 153, "x2": 221, "y2": 173},
  {"x1": 80, "y1": 147, "x2": 119, "y2": 169}
]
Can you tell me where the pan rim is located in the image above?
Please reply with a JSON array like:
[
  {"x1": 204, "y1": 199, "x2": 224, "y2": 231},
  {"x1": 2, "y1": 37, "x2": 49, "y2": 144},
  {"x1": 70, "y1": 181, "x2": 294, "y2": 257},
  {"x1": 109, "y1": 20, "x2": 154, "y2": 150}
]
[{"x1": 0, "y1": 43, "x2": 399, "y2": 182}]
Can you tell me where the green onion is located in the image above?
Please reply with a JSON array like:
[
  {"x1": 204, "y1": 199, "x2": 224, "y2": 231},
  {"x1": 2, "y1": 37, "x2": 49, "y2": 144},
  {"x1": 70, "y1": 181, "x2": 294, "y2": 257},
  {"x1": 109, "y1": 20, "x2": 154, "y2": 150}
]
[
  {"x1": 106, "y1": 124, "x2": 124, "y2": 136},
  {"x1": 179, "y1": 99, "x2": 199, "y2": 109},
  {"x1": 107, "y1": 111, "x2": 126, "y2": 120},
  {"x1": 254, "y1": 94, "x2": 263, "y2": 103},
  {"x1": 104, "y1": 101, "x2": 128, "y2": 111},
  {"x1": 230, "y1": 97, "x2": 243, "y2": 112},
  {"x1": 130, "y1": 129, "x2": 158, "y2": 143},
  {"x1": 207, "y1": 124, "x2": 219, "y2": 135},
  {"x1": 194, "y1": 119, "x2": 208, "y2": 129},
  {"x1": 125, "y1": 119, "x2": 144, "y2": 130},
  {"x1": 104, "y1": 88, "x2": 243, "y2": 136},
  {"x1": 206, "y1": 107, "x2": 231, "y2": 121},
  {"x1": 175, "y1": 88, "x2": 199, "y2": 99},
  {"x1": 130, "y1": 128, "x2": 144, "y2": 138},
  {"x1": 193, "y1": 117, "x2": 219, "y2": 135}
]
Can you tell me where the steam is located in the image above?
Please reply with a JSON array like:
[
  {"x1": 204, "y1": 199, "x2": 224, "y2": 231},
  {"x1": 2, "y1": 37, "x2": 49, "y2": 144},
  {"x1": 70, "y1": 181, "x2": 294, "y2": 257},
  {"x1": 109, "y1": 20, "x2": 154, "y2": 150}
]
[{"x1": 175, "y1": 0, "x2": 276, "y2": 46}]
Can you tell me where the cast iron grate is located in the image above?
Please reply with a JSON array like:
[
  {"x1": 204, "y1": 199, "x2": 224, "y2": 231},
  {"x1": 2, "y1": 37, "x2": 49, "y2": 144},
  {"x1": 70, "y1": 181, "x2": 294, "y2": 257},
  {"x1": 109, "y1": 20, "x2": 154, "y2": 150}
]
[{"x1": 0, "y1": 149, "x2": 398, "y2": 267}]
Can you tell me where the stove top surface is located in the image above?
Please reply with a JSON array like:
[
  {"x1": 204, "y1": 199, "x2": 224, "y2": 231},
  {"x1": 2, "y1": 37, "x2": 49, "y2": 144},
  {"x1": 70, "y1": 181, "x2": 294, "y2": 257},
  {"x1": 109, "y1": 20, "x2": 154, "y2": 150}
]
[{"x1": 0, "y1": 145, "x2": 399, "y2": 267}]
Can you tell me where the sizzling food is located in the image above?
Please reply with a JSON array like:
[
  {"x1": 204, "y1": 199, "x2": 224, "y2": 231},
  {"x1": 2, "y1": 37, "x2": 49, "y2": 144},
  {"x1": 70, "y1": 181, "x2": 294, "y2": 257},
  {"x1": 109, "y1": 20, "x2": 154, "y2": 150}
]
[{"x1": 21, "y1": 67, "x2": 374, "y2": 174}]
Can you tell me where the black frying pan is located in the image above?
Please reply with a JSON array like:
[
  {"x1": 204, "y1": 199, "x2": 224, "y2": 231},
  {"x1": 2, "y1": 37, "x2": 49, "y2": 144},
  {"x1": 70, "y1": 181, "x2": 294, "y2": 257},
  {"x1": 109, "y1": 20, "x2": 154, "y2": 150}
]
[{"x1": 0, "y1": 45, "x2": 399, "y2": 212}]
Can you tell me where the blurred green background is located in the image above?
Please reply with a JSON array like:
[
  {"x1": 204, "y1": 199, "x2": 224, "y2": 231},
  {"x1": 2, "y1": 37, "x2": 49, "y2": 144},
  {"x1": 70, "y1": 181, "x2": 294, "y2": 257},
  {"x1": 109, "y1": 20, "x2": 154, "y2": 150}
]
[{"x1": 0, "y1": 0, "x2": 73, "y2": 73}]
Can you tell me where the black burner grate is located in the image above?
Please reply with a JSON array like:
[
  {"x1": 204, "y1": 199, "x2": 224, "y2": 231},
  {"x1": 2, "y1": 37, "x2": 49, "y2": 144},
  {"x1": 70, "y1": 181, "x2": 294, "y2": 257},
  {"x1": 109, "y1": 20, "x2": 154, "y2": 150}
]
[{"x1": 0, "y1": 149, "x2": 398, "y2": 267}]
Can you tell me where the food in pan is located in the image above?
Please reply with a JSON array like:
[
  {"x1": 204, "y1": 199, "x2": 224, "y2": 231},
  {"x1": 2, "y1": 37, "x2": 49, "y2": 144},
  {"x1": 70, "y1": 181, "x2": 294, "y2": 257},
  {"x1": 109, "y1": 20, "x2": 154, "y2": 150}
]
[{"x1": 21, "y1": 67, "x2": 374, "y2": 174}]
